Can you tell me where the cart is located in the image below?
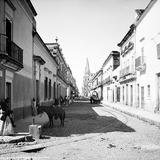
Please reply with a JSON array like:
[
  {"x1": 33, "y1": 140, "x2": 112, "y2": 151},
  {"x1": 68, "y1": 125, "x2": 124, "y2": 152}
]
[{"x1": 90, "y1": 91, "x2": 101, "y2": 104}]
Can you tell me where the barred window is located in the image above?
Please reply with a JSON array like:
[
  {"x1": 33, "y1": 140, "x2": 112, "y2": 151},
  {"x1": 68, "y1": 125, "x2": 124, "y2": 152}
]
[
  {"x1": 49, "y1": 79, "x2": 51, "y2": 99},
  {"x1": 147, "y1": 85, "x2": 150, "y2": 97}
]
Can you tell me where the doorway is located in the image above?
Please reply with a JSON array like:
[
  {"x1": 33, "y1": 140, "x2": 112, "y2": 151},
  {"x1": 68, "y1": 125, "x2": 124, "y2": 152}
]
[
  {"x1": 6, "y1": 82, "x2": 11, "y2": 109},
  {"x1": 130, "y1": 85, "x2": 133, "y2": 106},
  {"x1": 117, "y1": 87, "x2": 120, "y2": 102},
  {"x1": 123, "y1": 86, "x2": 125, "y2": 104},
  {"x1": 141, "y1": 86, "x2": 144, "y2": 109},
  {"x1": 158, "y1": 75, "x2": 160, "y2": 111},
  {"x1": 53, "y1": 82, "x2": 56, "y2": 99},
  {"x1": 126, "y1": 84, "x2": 128, "y2": 105},
  {"x1": 137, "y1": 84, "x2": 139, "y2": 108}
]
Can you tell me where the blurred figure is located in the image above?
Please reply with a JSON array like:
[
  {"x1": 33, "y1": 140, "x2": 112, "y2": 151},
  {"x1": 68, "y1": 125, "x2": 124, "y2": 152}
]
[
  {"x1": 31, "y1": 98, "x2": 37, "y2": 116},
  {"x1": 0, "y1": 98, "x2": 16, "y2": 128}
]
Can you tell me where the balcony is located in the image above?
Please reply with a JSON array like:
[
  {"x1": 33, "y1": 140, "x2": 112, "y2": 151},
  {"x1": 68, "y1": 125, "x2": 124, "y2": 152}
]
[
  {"x1": 0, "y1": 34, "x2": 23, "y2": 71},
  {"x1": 135, "y1": 56, "x2": 146, "y2": 71},
  {"x1": 120, "y1": 65, "x2": 134, "y2": 78},
  {"x1": 103, "y1": 76, "x2": 111, "y2": 85},
  {"x1": 57, "y1": 69, "x2": 67, "y2": 83},
  {"x1": 121, "y1": 42, "x2": 134, "y2": 57}
]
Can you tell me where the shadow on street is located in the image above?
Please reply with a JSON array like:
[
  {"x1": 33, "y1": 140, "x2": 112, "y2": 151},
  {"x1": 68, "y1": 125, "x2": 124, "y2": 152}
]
[{"x1": 42, "y1": 101, "x2": 135, "y2": 137}]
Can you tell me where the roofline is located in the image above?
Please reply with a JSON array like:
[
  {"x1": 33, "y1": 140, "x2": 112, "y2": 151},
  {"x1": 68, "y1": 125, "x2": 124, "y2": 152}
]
[
  {"x1": 117, "y1": 24, "x2": 135, "y2": 47},
  {"x1": 46, "y1": 42, "x2": 68, "y2": 68},
  {"x1": 26, "y1": 0, "x2": 37, "y2": 16},
  {"x1": 118, "y1": 0, "x2": 157, "y2": 47},
  {"x1": 91, "y1": 69, "x2": 102, "y2": 81},
  {"x1": 45, "y1": 43, "x2": 57, "y2": 45},
  {"x1": 34, "y1": 32, "x2": 58, "y2": 66},
  {"x1": 135, "y1": 0, "x2": 157, "y2": 27},
  {"x1": 102, "y1": 51, "x2": 120, "y2": 68}
]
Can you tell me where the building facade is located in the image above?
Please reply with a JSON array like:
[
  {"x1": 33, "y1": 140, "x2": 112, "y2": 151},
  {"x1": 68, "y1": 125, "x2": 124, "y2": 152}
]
[
  {"x1": 90, "y1": 69, "x2": 103, "y2": 99},
  {"x1": 0, "y1": 0, "x2": 37, "y2": 119},
  {"x1": 135, "y1": 0, "x2": 160, "y2": 113},
  {"x1": 102, "y1": 51, "x2": 120, "y2": 103},
  {"x1": 67, "y1": 66, "x2": 79, "y2": 98},
  {"x1": 46, "y1": 41, "x2": 69, "y2": 100},
  {"x1": 118, "y1": 24, "x2": 137, "y2": 107},
  {"x1": 102, "y1": 0, "x2": 160, "y2": 115},
  {"x1": 33, "y1": 32, "x2": 57, "y2": 105}
]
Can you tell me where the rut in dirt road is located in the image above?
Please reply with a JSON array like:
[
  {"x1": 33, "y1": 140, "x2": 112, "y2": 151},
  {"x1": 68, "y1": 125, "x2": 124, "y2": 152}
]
[{"x1": 42, "y1": 101, "x2": 135, "y2": 137}]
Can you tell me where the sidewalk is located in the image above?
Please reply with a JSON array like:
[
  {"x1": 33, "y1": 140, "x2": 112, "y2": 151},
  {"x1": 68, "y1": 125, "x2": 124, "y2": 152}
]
[
  {"x1": 102, "y1": 101, "x2": 160, "y2": 127},
  {"x1": 0, "y1": 112, "x2": 49, "y2": 143}
]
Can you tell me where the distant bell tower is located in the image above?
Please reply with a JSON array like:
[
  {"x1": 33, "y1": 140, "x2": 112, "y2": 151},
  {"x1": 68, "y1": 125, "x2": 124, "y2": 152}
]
[
  {"x1": 85, "y1": 58, "x2": 90, "y2": 76},
  {"x1": 82, "y1": 58, "x2": 92, "y2": 97}
]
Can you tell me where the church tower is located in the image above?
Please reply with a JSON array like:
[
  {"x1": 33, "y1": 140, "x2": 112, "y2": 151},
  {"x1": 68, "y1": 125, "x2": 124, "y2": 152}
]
[
  {"x1": 82, "y1": 58, "x2": 92, "y2": 97},
  {"x1": 85, "y1": 58, "x2": 90, "y2": 76}
]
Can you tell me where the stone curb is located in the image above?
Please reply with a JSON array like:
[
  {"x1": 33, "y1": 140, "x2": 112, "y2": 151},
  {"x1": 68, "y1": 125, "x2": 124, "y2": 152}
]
[{"x1": 102, "y1": 103, "x2": 160, "y2": 128}]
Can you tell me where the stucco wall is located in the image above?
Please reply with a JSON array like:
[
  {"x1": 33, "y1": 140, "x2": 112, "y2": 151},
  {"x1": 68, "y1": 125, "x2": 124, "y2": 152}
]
[
  {"x1": 0, "y1": 0, "x2": 5, "y2": 34},
  {"x1": 3, "y1": 0, "x2": 36, "y2": 119},
  {"x1": 136, "y1": 0, "x2": 160, "y2": 112},
  {"x1": 13, "y1": 73, "x2": 33, "y2": 119},
  {"x1": 34, "y1": 35, "x2": 57, "y2": 102}
]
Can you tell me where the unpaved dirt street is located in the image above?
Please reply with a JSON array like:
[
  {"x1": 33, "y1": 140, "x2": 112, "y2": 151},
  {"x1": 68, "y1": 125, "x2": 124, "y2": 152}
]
[{"x1": 1, "y1": 101, "x2": 160, "y2": 160}]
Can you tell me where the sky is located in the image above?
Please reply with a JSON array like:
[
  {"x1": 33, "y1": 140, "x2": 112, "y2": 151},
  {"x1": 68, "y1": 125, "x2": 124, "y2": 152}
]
[{"x1": 31, "y1": 0, "x2": 150, "y2": 93}]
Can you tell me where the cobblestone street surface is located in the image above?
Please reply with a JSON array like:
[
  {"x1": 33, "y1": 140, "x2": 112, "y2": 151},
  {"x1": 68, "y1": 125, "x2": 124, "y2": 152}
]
[{"x1": 1, "y1": 100, "x2": 160, "y2": 160}]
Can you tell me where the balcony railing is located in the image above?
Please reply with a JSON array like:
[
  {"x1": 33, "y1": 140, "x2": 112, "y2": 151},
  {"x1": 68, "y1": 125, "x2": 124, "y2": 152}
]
[
  {"x1": 57, "y1": 69, "x2": 67, "y2": 83},
  {"x1": 135, "y1": 56, "x2": 146, "y2": 71},
  {"x1": 0, "y1": 34, "x2": 23, "y2": 71},
  {"x1": 120, "y1": 65, "x2": 134, "y2": 78}
]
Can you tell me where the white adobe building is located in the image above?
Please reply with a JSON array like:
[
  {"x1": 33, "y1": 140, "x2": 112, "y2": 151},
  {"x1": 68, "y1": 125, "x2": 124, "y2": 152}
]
[
  {"x1": 102, "y1": 51, "x2": 120, "y2": 103},
  {"x1": 135, "y1": 0, "x2": 160, "y2": 113},
  {"x1": 90, "y1": 69, "x2": 103, "y2": 99},
  {"x1": 117, "y1": 24, "x2": 137, "y2": 107}
]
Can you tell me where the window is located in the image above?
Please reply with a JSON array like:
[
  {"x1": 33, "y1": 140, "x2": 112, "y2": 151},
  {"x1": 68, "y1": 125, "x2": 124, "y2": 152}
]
[
  {"x1": 141, "y1": 47, "x2": 144, "y2": 63},
  {"x1": 49, "y1": 79, "x2": 51, "y2": 99},
  {"x1": 53, "y1": 82, "x2": 56, "y2": 99},
  {"x1": 44, "y1": 77, "x2": 48, "y2": 100},
  {"x1": 147, "y1": 85, "x2": 150, "y2": 97},
  {"x1": 6, "y1": 18, "x2": 12, "y2": 56},
  {"x1": 157, "y1": 43, "x2": 160, "y2": 59}
]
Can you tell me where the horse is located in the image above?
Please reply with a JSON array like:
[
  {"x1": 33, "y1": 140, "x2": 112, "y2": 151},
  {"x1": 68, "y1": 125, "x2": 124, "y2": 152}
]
[
  {"x1": 53, "y1": 106, "x2": 65, "y2": 126},
  {"x1": 37, "y1": 105, "x2": 55, "y2": 128},
  {"x1": 37, "y1": 105, "x2": 65, "y2": 127}
]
